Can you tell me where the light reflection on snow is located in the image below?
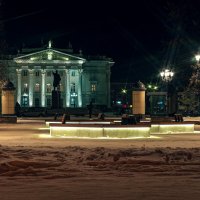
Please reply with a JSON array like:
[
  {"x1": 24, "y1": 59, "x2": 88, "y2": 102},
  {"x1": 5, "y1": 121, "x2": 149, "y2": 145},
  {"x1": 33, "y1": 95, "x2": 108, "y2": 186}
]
[
  {"x1": 38, "y1": 134, "x2": 161, "y2": 140},
  {"x1": 38, "y1": 134, "x2": 52, "y2": 138},
  {"x1": 38, "y1": 128, "x2": 50, "y2": 130}
]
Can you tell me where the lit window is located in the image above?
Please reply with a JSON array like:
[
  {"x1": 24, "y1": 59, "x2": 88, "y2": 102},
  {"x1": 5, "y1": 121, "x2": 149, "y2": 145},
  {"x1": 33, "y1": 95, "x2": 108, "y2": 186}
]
[
  {"x1": 46, "y1": 83, "x2": 51, "y2": 93},
  {"x1": 22, "y1": 70, "x2": 28, "y2": 76},
  {"x1": 24, "y1": 83, "x2": 28, "y2": 93},
  {"x1": 35, "y1": 83, "x2": 40, "y2": 92},
  {"x1": 71, "y1": 83, "x2": 75, "y2": 92},
  {"x1": 35, "y1": 71, "x2": 40, "y2": 76},
  {"x1": 91, "y1": 84, "x2": 96, "y2": 92},
  {"x1": 71, "y1": 71, "x2": 75, "y2": 76},
  {"x1": 22, "y1": 96, "x2": 28, "y2": 107},
  {"x1": 47, "y1": 52, "x2": 53, "y2": 60}
]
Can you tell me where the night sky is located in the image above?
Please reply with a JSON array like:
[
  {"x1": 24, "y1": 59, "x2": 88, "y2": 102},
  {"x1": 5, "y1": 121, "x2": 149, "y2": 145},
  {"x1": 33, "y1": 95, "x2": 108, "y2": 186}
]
[{"x1": 2, "y1": 0, "x2": 200, "y2": 85}]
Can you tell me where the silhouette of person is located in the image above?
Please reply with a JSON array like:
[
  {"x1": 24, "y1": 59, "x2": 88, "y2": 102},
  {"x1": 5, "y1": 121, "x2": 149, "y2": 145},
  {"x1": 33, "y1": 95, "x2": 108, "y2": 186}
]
[
  {"x1": 15, "y1": 102, "x2": 21, "y2": 117},
  {"x1": 52, "y1": 70, "x2": 61, "y2": 90},
  {"x1": 88, "y1": 101, "x2": 93, "y2": 119}
]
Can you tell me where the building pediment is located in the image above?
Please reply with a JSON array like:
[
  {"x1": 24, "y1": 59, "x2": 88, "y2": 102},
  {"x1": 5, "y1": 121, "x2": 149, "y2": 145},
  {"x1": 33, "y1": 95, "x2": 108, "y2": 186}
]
[{"x1": 14, "y1": 49, "x2": 86, "y2": 64}]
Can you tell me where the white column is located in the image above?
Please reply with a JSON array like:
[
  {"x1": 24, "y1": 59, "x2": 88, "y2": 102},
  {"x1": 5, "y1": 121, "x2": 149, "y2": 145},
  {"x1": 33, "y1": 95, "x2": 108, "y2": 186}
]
[
  {"x1": 77, "y1": 69, "x2": 82, "y2": 107},
  {"x1": 16, "y1": 69, "x2": 22, "y2": 105},
  {"x1": 41, "y1": 70, "x2": 46, "y2": 107},
  {"x1": 29, "y1": 69, "x2": 34, "y2": 107},
  {"x1": 65, "y1": 69, "x2": 70, "y2": 107}
]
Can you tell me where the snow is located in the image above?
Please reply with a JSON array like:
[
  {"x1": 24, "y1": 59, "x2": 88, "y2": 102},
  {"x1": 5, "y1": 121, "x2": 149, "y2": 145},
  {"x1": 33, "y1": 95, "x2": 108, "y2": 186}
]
[{"x1": 1, "y1": 117, "x2": 200, "y2": 199}]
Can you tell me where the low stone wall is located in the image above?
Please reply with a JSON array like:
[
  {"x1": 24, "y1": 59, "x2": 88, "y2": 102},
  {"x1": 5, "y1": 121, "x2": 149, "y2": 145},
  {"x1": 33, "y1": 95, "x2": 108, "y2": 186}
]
[
  {"x1": 0, "y1": 116, "x2": 17, "y2": 123},
  {"x1": 150, "y1": 122, "x2": 194, "y2": 134},
  {"x1": 50, "y1": 124, "x2": 150, "y2": 138},
  {"x1": 49, "y1": 121, "x2": 195, "y2": 138},
  {"x1": 46, "y1": 120, "x2": 113, "y2": 127}
]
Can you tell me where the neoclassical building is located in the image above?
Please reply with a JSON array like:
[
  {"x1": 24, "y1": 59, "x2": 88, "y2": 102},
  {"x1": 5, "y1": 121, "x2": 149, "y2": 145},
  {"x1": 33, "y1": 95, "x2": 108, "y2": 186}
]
[{"x1": 2, "y1": 42, "x2": 114, "y2": 108}]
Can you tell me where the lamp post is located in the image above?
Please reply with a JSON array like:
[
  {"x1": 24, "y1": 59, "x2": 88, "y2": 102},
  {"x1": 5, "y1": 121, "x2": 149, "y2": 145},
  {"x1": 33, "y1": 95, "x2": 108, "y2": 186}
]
[
  {"x1": 121, "y1": 88, "x2": 128, "y2": 111},
  {"x1": 195, "y1": 54, "x2": 200, "y2": 76},
  {"x1": 160, "y1": 69, "x2": 174, "y2": 115},
  {"x1": 195, "y1": 54, "x2": 200, "y2": 64},
  {"x1": 147, "y1": 84, "x2": 158, "y2": 115},
  {"x1": 195, "y1": 54, "x2": 200, "y2": 113}
]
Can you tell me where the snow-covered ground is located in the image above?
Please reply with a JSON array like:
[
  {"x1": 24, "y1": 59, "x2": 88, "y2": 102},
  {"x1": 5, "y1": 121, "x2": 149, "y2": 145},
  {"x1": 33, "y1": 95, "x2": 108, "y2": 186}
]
[{"x1": 1, "y1": 117, "x2": 200, "y2": 200}]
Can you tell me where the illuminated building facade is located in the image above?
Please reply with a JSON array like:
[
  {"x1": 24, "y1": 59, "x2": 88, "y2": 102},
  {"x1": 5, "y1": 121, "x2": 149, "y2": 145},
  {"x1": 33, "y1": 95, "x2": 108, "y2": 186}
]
[{"x1": 2, "y1": 42, "x2": 114, "y2": 108}]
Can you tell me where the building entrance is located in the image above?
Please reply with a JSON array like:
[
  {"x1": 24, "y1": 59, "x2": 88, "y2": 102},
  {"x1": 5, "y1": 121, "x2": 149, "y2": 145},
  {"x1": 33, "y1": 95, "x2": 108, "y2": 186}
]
[{"x1": 22, "y1": 96, "x2": 29, "y2": 107}]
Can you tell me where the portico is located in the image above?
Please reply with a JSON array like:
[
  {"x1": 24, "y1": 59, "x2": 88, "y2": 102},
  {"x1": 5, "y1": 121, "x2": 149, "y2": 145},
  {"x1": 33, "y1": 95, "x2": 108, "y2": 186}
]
[{"x1": 11, "y1": 44, "x2": 114, "y2": 108}]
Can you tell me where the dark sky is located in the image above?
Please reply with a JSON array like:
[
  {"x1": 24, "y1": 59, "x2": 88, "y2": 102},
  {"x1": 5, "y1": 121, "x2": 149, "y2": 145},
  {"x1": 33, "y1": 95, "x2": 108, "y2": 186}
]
[{"x1": 2, "y1": 0, "x2": 200, "y2": 84}]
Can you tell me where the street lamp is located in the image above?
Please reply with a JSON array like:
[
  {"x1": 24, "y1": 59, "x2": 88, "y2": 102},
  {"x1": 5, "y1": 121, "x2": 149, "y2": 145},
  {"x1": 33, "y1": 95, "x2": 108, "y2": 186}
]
[
  {"x1": 121, "y1": 88, "x2": 128, "y2": 108},
  {"x1": 195, "y1": 54, "x2": 200, "y2": 113},
  {"x1": 147, "y1": 84, "x2": 158, "y2": 91},
  {"x1": 195, "y1": 54, "x2": 200, "y2": 78},
  {"x1": 195, "y1": 54, "x2": 200, "y2": 63},
  {"x1": 160, "y1": 69, "x2": 174, "y2": 82},
  {"x1": 121, "y1": 88, "x2": 127, "y2": 94},
  {"x1": 160, "y1": 69, "x2": 174, "y2": 115}
]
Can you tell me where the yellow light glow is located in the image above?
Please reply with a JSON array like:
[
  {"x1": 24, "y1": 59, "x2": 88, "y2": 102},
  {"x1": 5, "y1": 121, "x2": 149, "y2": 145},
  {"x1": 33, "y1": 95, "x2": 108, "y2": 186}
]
[
  {"x1": 122, "y1": 89, "x2": 127, "y2": 94},
  {"x1": 160, "y1": 72, "x2": 164, "y2": 77},
  {"x1": 51, "y1": 126, "x2": 103, "y2": 138},
  {"x1": 39, "y1": 134, "x2": 161, "y2": 140},
  {"x1": 149, "y1": 135, "x2": 161, "y2": 139},
  {"x1": 104, "y1": 127, "x2": 150, "y2": 130},
  {"x1": 46, "y1": 121, "x2": 112, "y2": 127},
  {"x1": 50, "y1": 126, "x2": 150, "y2": 138},
  {"x1": 38, "y1": 127, "x2": 50, "y2": 130},
  {"x1": 150, "y1": 124, "x2": 194, "y2": 134},
  {"x1": 46, "y1": 121, "x2": 61, "y2": 127},
  {"x1": 51, "y1": 127, "x2": 102, "y2": 130},
  {"x1": 50, "y1": 126, "x2": 150, "y2": 131},
  {"x1": 38, "y1": 134, "x2": 52, "y2": 138},
  {"x1": 160, "y1": 124, "x2": 194, "y2": 127}
]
